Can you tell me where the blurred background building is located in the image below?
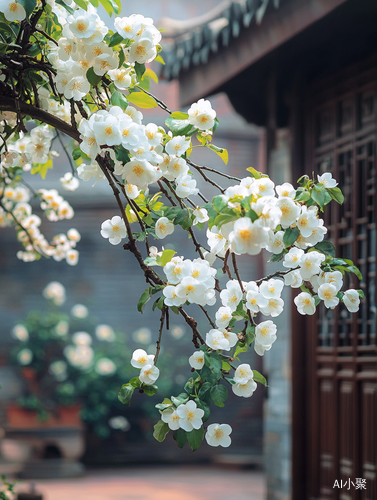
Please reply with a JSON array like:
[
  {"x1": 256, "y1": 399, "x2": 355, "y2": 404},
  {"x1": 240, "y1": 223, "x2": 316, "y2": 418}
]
[{"x1": 1, "y1": 0, "x2": 377, "y2": 499}]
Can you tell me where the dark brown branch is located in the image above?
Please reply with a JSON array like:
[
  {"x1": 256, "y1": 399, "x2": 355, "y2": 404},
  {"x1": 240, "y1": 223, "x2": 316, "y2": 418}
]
[
  {"x1": 178, "y1": 307, "x2": 205, "y2": 347},
  {"x1": 0, "y1": 97, "x2": 80, "y2": 141},
  {"x1": 222, "y1": 249, "x2": 233, "y2": 279}
]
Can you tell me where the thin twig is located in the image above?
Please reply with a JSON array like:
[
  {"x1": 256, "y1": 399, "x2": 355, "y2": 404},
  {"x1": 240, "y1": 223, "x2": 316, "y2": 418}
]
[
  {"x1": 199, "y1": 305, "x2": 215, "y2": 329},
  {"x1": 56, "y1": 131, "x2": 76, "y2": 176},
  {"x1": 154, "y1": 307, "x2": 166, "y2": 365}
]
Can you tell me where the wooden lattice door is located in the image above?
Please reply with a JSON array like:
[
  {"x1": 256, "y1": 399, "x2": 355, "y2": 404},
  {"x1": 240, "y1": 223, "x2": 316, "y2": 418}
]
[{"x1": 304, "y1": 63, "x2": 377, "y2": 500}]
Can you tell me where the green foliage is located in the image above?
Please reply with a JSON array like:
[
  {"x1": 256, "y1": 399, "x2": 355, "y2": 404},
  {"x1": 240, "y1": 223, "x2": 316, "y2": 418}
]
[
  {"x1": 210, "y1": 383, "x2": 228, "y2": 407},
  {"x1": 314, "y1": 241, "x2": 335, "y2": 258},
  {"x1": 165, "y1": 116, "x2": 193, "y2": 136},
  {"x1": 19, "y1": 0, "x2": 37, "y2": 16},
  {"x1": 186, "y1": 426, "x2": 205, "y2": 451},
  {"x1": 128, "y1": 91, "x2": 158, "y2": 109},
  {"x1": 137, "y1": 287, "x2": 152, "y2": 313},
  {"x1": 111, "y1": 91, "x2": 128, "y2": 110},
  {"x1": 207, "y1": 144, "x2": 228, "y2": 164},
  {"x1": 153, "y1": 420, "x2": 169, "y2": 442},
  {"x1": 118, "y1": 384, "x2": 134, "y2": 406},
  {"x1": 253, "y1": 370, "x2": 268, "y2": 387},
  {"x1": 283, "y1": 227, "x2": 300, "y2": 247}
]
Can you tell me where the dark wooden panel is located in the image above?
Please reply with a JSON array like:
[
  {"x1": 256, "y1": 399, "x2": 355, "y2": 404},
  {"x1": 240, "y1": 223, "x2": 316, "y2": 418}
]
[{"x1": 301, "y1": 58, "x2": 377, "y2": 500}]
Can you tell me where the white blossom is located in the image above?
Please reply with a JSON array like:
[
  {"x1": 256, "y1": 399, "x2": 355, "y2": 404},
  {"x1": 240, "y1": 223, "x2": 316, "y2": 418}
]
[
  {"x1": 176, "y1": 400, "x2": 204, "y2": 432},
  {"x1": 232, "y1": 379, "x2": 257, "y2": 398},
  {"x1": 188, "y1": 99, "x2": 216, "y2": 130},
  {"x1": 294, "y1": 292, "x2": 316, "y2": 315},
  {"x1": 100, "y1": 216, "x2": 127, "y2": 245},
  {"x1": 205, "y1": 423, "x2": 232, "y2": 447},
  {"x1": 131, "y1": 349, "x2": 154, "y2": 369},
  {"x1": 189, "y1": 351, "x2": 205, "y2": 370},
  {"x1": 161, "y1": 408, "x2": 181, "y2": 430},
  {"x1": 234, "y1": 364, "x2": 254, "y2": 384},
  {"x1": 155, "y1": 217, "x2": 174, "y2": 239},
  {"x1": 139, "y1": 363, "x2": 160, "y2": 385},
  {"x1": 317, "y1": 172, "x2": 337, "y2": 188},
  {"x1": 343, "y1": 289, "x2": 360, "y2": 313},
  {"x1": 318, "y1": 283, "x2": 339, "y2": 308}
]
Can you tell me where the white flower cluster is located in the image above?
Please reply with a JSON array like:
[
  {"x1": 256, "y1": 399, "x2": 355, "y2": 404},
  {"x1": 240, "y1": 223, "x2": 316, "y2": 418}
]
[
  {"x1": 131, "y1": 348, "x2": 159, "y2": 385},
  {"x1": 43, "y1": 281, "x2": 66, "y2": 305},
  {"x1": 161, "y1": 400, "x2": 204, "y2": 432},
  {"x1": 114, "y1": 14, "x2": 162, "y2": 64},
  {"x1": 0, "y1": 148, "x2": 80, "y2": 264},
  {"x1": 47, "y1": 8, "x2": 161, "y2": 101},
  {"x1": 64, "y1": 331, "x2": 94, "y2": 370},
  {"x1": 232, "y1": 363, "x2": 257, "y2": 398},
  {"x1": 162, "y1": 256, "x2": 216, "y2": 307},
  {"x1": 206, "y1": 176, "x2": 333, "y2": 261}
]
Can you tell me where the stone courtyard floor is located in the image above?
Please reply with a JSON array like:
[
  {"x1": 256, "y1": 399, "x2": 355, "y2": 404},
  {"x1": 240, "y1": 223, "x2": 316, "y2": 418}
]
[{"x1": 15, "y1": 466, "x2": 265, "y2": 500}]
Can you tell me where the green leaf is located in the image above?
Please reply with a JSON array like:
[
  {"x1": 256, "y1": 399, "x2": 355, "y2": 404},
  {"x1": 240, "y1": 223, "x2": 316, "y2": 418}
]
[
  {"x1": 347, "y1": 265, "x2": 362, "y2": 280},
  {"x1": 164, "y1": 206, "x2": 181, "y2": 220},
  {"x1": 174, "y1": 208, "x2": 190, "y2": 226},
  {"x1": 253, "y1": 370, "x2": 268, "y2": 387},
  {"x1": 213, "y1": 213, "x2": 238, "y2": 229},
  {"x1": 99, "y1": 0, "x2": 116, "y2": 15},
  {"x1": 246, "y1": 167, "x2": 267, "y2": 179},
  {"x1": 127, "y1": 92, "x2": 158, "y2": 109},
  {"x1": 210, "y1": 384, "x2": 228, "y2": 407},
  {"x1": 327, "y1": 187, "x2": 344, "y2": 204},
  {"x1": 159, "y1": 249, "x2": 176, "y2": 267},
  {"x1": 213, "y1": 195, "x2": 228, "y2": 213},
  {"x1": 135, "y1": 62, "x2": 146, "y2": 81},
  {"x1": 143, "y1": 385, "x2": 158, "y2": 396},
  {"x1": 173, "y1": 428, "x2": 187, "y2": 448},
  {"x1": 234, "y1": 345, "x2": 248, "y2": 358},
  {"x1": 144, "y1": 68, "x2": 158, "y2": 84},
  {"x1": 200, "y1": 365, "x2": 222, "y2": 385},
  {"x1": 184, "y1": 378, "x2": 195, "y2": 394},
  {"x1": 311, "y1": 185, "x2": 331, "y2": 211},
  {"x1": 314, "y1": 241, "x2": 335, "y2": 258},
  {"x1": 19, "y1": 0, "x2": 37, "y2": 16},
  {"x1": 153, "y1": 420, "x2": 169, "y2": 442},
  {"x1": 269, "y1": 249, "x2": 287, "y2": 262},
  {"x1": 332, "y1": 258, "x2": 347, "y2": 266},
  {"x1": 186, "y1": 426, "x2": 205, "y2": 451},
  {"x1": 204, "y1": 352, "x2": 222, "y2": 372},
  {"x1": 129, "y1": 377, "x2": 142, "y2": 388},
  {"x1": 118, "y1": 384, "x2": 134, "y2": 406},
  {"x1": 171, "y1": 111, "x2": 189, "y2": 119},
  {"x1": 294, "y1": 189, "x2": 311, "y2": 202},
  {"x1": 358, "y1": 289, "x2": 365, "y2": 298},
  {"x1": 198, "y1": 382, "x2": 211, "y2": 400},
  {"x1": 111, "y1": 90, "x2": 128, "y2": 110},
  {"x1": 114, "y1": 146, "x2": 130, "y2": 164},
  {"x1": 222, "y1": 361, "x2": 232, "y2": 371},
  {"x1": 155, "y1": 398, "x2": 172, "y2": 411},
  {"x1": 152, "y1": 295, "x2": 165, "y2": 311},
  {"x1": 171, "y1": 393, "x2": 189, "y2": 407},
  {"x1": 155, "y1": 54, "x2": 165, "y2": 65},
  {"x1": 86, "y1": 67, "x2": 101, "y2": 86},
  {"x1": 283, "y1": 227, "x2": 300, "y2": 247},
  {"x1": 30, "y1": 158, "x2": 53, "y2": 179},
  {"x1": 137, "y1": 287, "x2": 152, "y2": 313},
  {"x1": 314, "y1": 295, "x2": 321, "y2": 306},
  {"x1": 108, "y1": 32, "x2": 124, "y2": 47},
  {"x1": 165, "y1": 116, "x2": 193, "y2": 136},
  {"x1": 118, "y1": 48, "x2": 125, "y2": 68},
  {"x1": 73, "y1": 0, "x2": 87, "y2": 10},
  {"x1": 195, "y1": 398, "x2": 210, "y2": 421},
  {"x1": 207, "y1": 144, "x2": 228, "y2": 164}
]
